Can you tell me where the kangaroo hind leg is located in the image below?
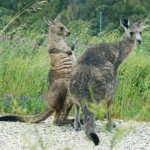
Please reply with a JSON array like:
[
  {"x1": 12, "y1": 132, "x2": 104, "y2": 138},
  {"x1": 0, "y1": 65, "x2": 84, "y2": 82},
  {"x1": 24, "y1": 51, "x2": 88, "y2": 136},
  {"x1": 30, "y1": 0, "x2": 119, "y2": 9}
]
[{"x1": 106, "y1": 98, "x2": 116, "y2": 131}]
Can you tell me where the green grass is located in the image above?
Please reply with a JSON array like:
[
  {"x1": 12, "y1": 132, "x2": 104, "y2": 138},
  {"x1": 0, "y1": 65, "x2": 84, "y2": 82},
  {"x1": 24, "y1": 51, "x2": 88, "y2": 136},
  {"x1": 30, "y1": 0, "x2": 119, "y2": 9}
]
[
  {"x1": 110, "y1": 122, "x2": 133, "y2": 150},
  {"x1": 113, "y1": 51, "x2": 150, "y2": 121},
  {"x1": 0, "y1": 35, "x2": 48, "y2": 114}
]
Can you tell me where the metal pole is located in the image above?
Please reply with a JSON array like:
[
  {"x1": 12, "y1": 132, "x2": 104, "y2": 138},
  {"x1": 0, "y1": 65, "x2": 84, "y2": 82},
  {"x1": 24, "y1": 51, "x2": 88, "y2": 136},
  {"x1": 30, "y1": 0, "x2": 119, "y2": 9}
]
[{"x1": 100, "y1": 12, "x2": 102, "y2": 32}]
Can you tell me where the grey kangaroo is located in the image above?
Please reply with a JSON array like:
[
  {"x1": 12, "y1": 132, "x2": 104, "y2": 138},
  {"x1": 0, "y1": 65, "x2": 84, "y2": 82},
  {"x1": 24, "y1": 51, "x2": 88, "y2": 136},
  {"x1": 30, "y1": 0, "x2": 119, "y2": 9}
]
[
  {"x1": 69, "y1": 18, "x2": 145, "y2": 145},
  {"x1": 0, "y1": 15, "x2": 76, "y2": 125}
]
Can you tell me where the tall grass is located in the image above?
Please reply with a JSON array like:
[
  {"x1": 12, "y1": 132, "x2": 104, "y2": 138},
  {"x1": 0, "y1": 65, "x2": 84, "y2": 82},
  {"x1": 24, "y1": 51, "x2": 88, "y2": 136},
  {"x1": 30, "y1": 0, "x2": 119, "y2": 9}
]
[
  {"x1": 0, "y1": 34, "x2": 48, "y2": 114},
  {"x1": 114, "y1": 51, "x2": 150, "y2": 121}
]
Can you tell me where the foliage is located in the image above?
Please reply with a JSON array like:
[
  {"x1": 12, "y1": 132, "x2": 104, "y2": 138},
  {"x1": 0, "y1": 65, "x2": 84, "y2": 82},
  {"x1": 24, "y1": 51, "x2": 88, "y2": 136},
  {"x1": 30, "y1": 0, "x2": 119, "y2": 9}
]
[
  {"x1": 0, "y1": 33, "x2": 48, "y2": 114},
  {"x1": 113, "y1": 51, "x2": 150, "y2": 121},
  {"x1": 0, "y1": 0, "x2": 149, "y2": 35},
  {"x1": 110, "y1": 123, "x2": 133, "y2": 150}
]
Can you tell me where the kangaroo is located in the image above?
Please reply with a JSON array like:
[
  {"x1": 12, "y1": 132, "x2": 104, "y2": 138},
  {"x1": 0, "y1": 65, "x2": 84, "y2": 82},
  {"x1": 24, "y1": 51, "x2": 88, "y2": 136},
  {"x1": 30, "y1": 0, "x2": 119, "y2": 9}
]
[
  {"x1": 0, "y1": 15, "x2": 76, "y2": 125},
  {"x1": 69, "y1": 18, "x2": 145, "y2": 145}
]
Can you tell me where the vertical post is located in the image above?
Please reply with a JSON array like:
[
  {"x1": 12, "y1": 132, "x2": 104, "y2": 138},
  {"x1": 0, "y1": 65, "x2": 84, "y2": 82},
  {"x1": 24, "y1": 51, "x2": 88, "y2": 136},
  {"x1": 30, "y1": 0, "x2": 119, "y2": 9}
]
[{"x1": 100, "y1": 12, "x2": 102, "y2": 32}]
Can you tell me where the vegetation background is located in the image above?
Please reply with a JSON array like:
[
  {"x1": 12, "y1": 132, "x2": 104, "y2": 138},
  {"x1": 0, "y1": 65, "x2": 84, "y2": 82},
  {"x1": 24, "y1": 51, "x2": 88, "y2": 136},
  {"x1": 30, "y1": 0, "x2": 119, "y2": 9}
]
[{"x1": 0, "y1": 0, "x2": 150, "y2": 121}]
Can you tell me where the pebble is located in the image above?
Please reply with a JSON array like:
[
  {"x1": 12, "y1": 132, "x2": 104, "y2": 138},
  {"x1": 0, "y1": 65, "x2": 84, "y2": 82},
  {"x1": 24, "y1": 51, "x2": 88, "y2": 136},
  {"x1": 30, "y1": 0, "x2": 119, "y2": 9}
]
[{"x1": 0, "y1": 117, "x2": 150, "y2": 150}]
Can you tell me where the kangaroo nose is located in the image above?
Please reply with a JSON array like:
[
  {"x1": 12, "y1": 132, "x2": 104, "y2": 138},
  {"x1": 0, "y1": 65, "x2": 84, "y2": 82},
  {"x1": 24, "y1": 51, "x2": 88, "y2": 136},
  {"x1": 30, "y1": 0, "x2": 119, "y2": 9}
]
[
  {"x1": 67, "y1": 32, "x2": 71, "y2": 36},
  {"x1": 66, "y1": 51, "x2": 72, "y2": 55},
  {"x1": 137, "y1": 39, "x2": 142, "y2": 44}
]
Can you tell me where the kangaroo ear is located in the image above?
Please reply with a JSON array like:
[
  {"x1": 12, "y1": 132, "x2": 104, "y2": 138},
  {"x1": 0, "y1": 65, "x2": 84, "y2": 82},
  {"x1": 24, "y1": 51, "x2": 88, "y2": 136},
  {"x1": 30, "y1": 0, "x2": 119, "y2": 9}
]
[
  {"x1": 134, "y1": 18, "x2": 148, "y2": 28},
  {"x1": 54, "y1": 15, "x2": 61, "y2": 22},
  {"x1": 134, "y1": 20, "x2": 143, "y2": 27},
  {"x1": 120, "y1": 17, "x2": 130, "y2": 29}
]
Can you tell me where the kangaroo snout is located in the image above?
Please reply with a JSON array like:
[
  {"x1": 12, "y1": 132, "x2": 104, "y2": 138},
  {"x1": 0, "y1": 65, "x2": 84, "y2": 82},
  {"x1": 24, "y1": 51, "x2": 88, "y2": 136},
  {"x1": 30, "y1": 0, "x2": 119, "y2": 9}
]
[
  {"x1": 66, "y1": 50, "x2": 72, "y2": 55},
  {"x1": 67, "y1": 32, "x2": 71, "y2": 36},
  {"x1": 137, "y1": 39, "x2": 142, "y2": 44}
]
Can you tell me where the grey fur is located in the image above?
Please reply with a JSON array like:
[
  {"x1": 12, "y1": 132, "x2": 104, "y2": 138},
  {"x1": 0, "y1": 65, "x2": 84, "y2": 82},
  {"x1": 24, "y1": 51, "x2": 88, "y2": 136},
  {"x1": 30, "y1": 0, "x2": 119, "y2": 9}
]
[{"x1": 69, "y1": 18, "x2": 145, "y2": 145}]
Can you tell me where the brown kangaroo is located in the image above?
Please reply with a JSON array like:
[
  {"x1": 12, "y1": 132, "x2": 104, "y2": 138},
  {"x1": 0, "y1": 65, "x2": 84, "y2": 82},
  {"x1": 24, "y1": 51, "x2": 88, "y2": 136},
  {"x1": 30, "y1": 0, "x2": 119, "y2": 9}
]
[
  {"x1": 0, "y1": 15, "x2": 76, "y2": 125},
  {"x1": 69, "y1": 17, "x2": 145, "y2": 145}
]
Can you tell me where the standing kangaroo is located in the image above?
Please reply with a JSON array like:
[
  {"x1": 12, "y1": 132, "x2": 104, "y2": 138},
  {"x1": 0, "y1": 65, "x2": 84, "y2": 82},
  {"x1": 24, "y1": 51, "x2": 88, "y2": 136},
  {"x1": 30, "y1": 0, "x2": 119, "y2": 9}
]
[
  {"x1": 69, "y1": 18, "x2": 145, "y2": 145},
  {"x1": 0, "y1": 15, "x2": 76, "y2": 125}
]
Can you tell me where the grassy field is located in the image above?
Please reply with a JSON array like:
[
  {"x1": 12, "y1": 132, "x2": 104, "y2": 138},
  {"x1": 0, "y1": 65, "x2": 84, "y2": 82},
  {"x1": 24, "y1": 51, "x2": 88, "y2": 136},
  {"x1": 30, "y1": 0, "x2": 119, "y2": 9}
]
[
  {"x1": 114, "y1": 51, "x2": 150, "y2": 121},
  {"x1": 0, "y1": 20, "x2": 150, "y2": 121}
]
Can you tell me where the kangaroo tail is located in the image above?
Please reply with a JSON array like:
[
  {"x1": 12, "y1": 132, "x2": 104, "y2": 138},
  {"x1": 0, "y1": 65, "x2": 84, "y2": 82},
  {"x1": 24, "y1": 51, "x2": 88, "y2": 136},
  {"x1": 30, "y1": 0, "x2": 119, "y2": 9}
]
[
  {"x1": 82, "y1": 105, "x2": 99, "y2": 145},
  {"x1": 0, "y1": 107, "x2": 53, "y2": 123}
]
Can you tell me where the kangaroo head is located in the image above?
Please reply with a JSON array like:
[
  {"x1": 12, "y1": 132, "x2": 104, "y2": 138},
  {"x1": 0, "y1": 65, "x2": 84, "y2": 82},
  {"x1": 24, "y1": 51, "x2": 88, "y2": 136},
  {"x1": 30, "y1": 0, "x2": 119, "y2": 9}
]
[
  {"x1": 120, "y1": 17, "x2": 145, "y2": 44},
  {"x1": 48, "y1": 15, "x2": 71, "y2": 37}
]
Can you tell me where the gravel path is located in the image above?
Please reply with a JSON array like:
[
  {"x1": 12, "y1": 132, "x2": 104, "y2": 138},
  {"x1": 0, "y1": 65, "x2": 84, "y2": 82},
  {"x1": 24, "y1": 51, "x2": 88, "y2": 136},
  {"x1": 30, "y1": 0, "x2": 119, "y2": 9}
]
[{"x1": 0, "y1": 117, "x2": 150, "y2": 150}]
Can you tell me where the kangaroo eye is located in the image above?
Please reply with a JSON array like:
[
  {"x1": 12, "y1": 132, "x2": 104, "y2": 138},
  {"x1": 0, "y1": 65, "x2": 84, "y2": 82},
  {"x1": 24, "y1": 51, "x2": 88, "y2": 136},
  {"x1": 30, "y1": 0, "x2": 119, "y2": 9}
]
[
  {"x1": 60, "y1": 27, "x2": 64, "y2": 30},
  {"x1": 130, "y1": 32, "x2": 134, "y2": 36}
]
